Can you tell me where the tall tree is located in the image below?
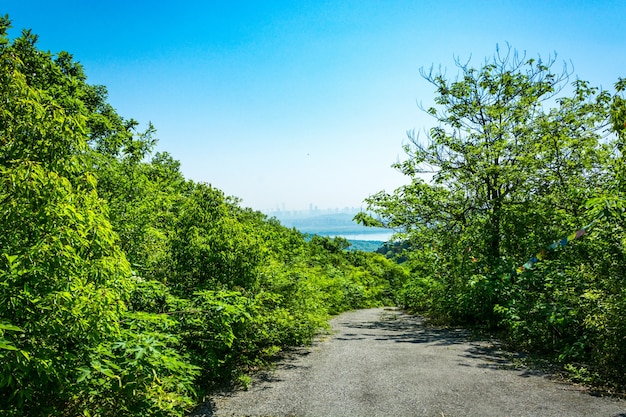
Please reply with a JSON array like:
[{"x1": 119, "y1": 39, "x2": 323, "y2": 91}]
[
  {"x1": 0, "y1": 17, "x2": 135, "y2": 414},
  {"x1": 0, "y1": 17, "x2": 199, "y2": 416},
  {"x1": 360, "y1": 47, "x2": 615, "y2": 321},
  {"x1": 360, "y1": 47, "x2": 626, "y2": 388},
  {"x1": 365, "y1": 47, "x2": 613, "y2": 258}
]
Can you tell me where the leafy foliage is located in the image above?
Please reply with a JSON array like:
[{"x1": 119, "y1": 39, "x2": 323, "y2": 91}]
[
  {"x1": 0, "y1": 15, "x2": 406, "y2": 416},
  {"x1": 361, "y1": 46, "x2": 626, "y2": 390},
  {"x1": 0, "y1": 17, "x2": 144, "y2": 416}
]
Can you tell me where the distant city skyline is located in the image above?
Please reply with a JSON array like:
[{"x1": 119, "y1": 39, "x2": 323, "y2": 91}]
[
  {"x1": 5, "y1": 1, "x2": 625, "y2": 212},
  {"x1": 264, "y1": 204, "x2": 365, "y2": 215}
]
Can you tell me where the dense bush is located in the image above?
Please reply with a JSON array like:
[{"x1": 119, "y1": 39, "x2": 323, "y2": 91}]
[
  {"x1": 0, "y1": 16, "x2": 406, "y2": 416},
  {"x1": 362, "y1": 48, "x2": 626, "y2": 390}
]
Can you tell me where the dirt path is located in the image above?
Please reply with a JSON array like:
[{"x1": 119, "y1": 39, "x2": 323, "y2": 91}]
[{"x1": 191, "y1": 307, "x2": 625, "y2": 417}]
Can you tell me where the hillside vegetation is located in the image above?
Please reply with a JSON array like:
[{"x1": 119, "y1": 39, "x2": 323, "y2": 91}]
[
  {"x1": 2, "y1": 15, "x2": 626, "y2": 416},
  {"x1": 0, "y1": 18, "x2": 407, "y2": 416},
  {"x1": 359, "y1": 48, "x2": 626, "y2": 392}
]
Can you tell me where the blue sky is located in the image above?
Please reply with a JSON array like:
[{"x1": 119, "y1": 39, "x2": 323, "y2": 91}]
[{"x1": 4, "y1": 1, "x2": 626, "y2": 212}]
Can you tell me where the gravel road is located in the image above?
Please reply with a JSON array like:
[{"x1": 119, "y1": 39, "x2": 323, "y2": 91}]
[{"x1": 191, "y1": 307, "x2": 625, "y2": 417}]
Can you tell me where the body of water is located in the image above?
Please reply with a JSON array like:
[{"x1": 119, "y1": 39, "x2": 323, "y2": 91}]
[{"x1": 329, "y1": 232, "x2": 395, "y2": 242}]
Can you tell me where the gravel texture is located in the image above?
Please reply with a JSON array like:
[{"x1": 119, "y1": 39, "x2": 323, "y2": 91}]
[{"x1": 190, "y1": 307, "x2": 625, "y2": 417}]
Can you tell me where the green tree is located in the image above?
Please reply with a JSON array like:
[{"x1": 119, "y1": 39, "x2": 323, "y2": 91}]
[
  {"x1": 361, "y1": 46, "x2": 626, "y2": 388},
  {"x1": 0, "y1": 17, "x2": 198, "y2": 416},
  {"x1": 168, "y1": 183, "x2": 265, "y2": 293},
  {"x1": 402, "y1": 48, "x2": 608, "y2": 258},
  {"x1": 361, "y1": 47, "x2": 613, "y2": 317},
  {"x1": 0, "y1": 17, "x2": 133, "y2": 414}
]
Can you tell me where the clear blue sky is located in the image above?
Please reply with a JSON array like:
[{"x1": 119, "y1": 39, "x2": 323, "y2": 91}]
[{"x1": 4, "y1": 1, "x2": 625, "y2": 212}]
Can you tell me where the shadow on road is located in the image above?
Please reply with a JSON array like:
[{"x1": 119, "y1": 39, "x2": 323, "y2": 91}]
[
  {"x1": 190, "y1": 309, "x2": 626, "y2": 417},
  {"x1": 337, "y1": 313, "x2": 469, "y2": 345},
  {"x1": 337, "y1": 311, "x2": 531, "y2": 374}
]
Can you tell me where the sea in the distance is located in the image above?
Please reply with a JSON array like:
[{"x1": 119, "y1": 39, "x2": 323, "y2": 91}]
[
  {"x1": 266, "y1": 209, "x2": 395, "y2": 243},
  {"x1": 327, "y1": 232, "x2": 394, "y2": 241}
]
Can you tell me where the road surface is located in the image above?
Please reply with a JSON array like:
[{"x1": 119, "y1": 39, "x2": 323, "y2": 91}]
[{"x1": 191, "y1": 307, "x2": 625, "y2": 417}]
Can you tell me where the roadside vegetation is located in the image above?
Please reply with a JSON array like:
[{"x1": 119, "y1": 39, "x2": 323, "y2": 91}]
[
  {"x1": 0, "y1": 17, "x2": 407, "y2": 416},
  {"x1": 2, "y1": 14, "x2": 625, "y2": 416},
  {"x1": 359, "y1": 46, "x2": 626, "y2": 393}
]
